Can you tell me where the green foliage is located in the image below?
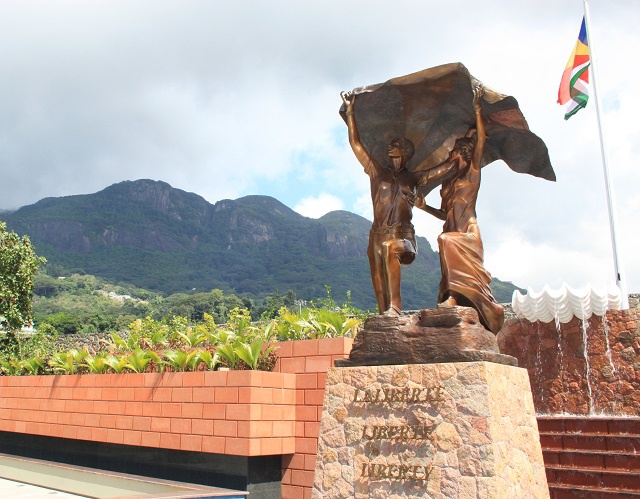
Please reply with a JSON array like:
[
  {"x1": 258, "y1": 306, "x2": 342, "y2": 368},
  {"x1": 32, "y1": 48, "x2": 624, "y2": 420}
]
[
  {"x1": 82, "y1": 351, "x2": 110, "y2": 374},
  {"x1": 0, "y1": 222, "x2": 46, "y2": 334},
  {"x1": 48, "y1": 349, "x2": 87, "y2": 375},
  {"x1": 128, "y1": 317, "x2": 169, "y2": 349},
  {"x1": 33, "y1": 271, "x2": 152, "y2": 335},
  {"x1": 124, "y1": 348, "x2": 160, "y2": 373},
  {"x1": 104, "y1": 354, "x2": 128, "y2": 374},
  {"x1": 215, "y1": 343, "x2": 241, "y2": 370},
  {"x1": 192, "y1": 313, "x2": 219, "y2": 341},
  {"x1": 194, "y1": 350, "x2": 219, "y2": 371},
  {"x1": 111, "y1": 331, "x2": 138, "y2": 352},
  {"x1": 255, "y1": 289, "x2": 297, "y2": 320},
  {"x1": 0, "y1": 358, "x2": 22, "y2": 376},
  {"x1": 160, "y1": 289, "x2": 243, "y2": 324},
  {"x1": 314, "y1": 308, "x2": 361, "y2": 338},
  {"x1": 41, "y1": 312, "x2": 81, "y2": 335},
  {"x1": 20, "y1": 324, "x2": 58, "y2": 359},
  {"x1": 19, "y1": 357, "x2": 45, "y2": 375},
  {"x1": 227, "y1": 307, "x2": 254, "y2": 336},
  {"x1": 162, "y1": 349, "x2": 199, "y2": 372},
  {"x1": 0, "y1": 278, "x2": 371, "y2": 376},
  {"x1": 175, "y1": 327, "x2": 208, "y2": 348},
  {"x1": 274, "y1": 307, "x2": 311, "y2": 341},
  {"x1": 271, "y1": 288, "x2": 365, "y2": 341},
  {"x1": 0, "y1": 322, "x2": 58, "y2": 375},
  {"x1": 235, "y1": 340, "x2": 277, "y2": 371}
]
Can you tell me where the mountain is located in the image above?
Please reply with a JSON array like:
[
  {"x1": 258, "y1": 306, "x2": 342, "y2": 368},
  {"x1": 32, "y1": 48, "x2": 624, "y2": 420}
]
[{"x1": 2, "y1": 179, "x2": 518, "y2": 310}]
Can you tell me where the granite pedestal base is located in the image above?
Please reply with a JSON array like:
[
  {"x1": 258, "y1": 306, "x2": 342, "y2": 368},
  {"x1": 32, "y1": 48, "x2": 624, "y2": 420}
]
[
  {"x1": 335, "y1": 307, "x2": 517, "y2": 368},
  {"x1": 312, "y1": 362, "x2": 549, "y2": 498}
]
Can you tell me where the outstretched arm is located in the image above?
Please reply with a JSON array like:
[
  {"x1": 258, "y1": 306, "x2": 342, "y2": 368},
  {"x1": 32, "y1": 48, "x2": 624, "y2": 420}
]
[
  {"x1": 342, "y1": 92, "x2": 378, "y2": 176},
  {"x1": 414, "y1": 196, "x2": 446, "y2": 220},
  {"x1": 419, "y1": 160, "x2": 457, "y2": 188}
]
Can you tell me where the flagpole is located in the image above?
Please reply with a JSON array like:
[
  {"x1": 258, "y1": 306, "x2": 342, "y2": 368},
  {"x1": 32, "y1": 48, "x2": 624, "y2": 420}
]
[{"x1": 582, "y1": 0, "x2": 629, "y2": 308}]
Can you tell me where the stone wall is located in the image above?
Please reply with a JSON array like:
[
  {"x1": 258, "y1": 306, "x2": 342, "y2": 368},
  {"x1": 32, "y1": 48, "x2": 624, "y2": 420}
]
[{"x1": 497, "y1": 304, "x2": 640, "y2": 416}]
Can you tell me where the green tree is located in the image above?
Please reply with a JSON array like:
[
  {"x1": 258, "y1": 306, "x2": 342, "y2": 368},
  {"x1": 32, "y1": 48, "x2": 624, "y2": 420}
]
[
  {"x1": 0, "y1": 222, "x2": 46, "y2": 332},
  {"x1": 162, "y1": 289, "x2": 244, "y2": 323},
  {"x1": 42, "y1": 312, "x2": 81, "y2": 335}
]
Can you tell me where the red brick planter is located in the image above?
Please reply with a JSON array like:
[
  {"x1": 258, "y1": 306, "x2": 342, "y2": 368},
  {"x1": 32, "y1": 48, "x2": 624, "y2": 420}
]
[
  {"x1": 0, "y1": 370, "x2": 297, "y2": 456},
  {"x1": 0, "y1": 337, "x2": 355, "y2": 499}
]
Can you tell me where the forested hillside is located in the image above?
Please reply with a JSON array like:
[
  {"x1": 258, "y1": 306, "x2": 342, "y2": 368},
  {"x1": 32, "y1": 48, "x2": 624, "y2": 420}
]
[{"x1": 3, "y1": 179, "x2": 519, "y2": 311}]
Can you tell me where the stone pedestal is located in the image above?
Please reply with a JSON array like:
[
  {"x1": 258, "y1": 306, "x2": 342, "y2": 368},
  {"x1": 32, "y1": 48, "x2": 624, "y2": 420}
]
[
  {"x1": 336, "y1": 307, "x2": 517, "y2": 368},
  {"x1": 312, "y1": 362, "x2": 549, "y2": 498}
]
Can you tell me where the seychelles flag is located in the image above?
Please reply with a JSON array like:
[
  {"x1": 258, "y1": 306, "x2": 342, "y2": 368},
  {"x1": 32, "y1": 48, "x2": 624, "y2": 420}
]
[{"x1": 558, "y1": 18, "x2": 590, "y2": 120}]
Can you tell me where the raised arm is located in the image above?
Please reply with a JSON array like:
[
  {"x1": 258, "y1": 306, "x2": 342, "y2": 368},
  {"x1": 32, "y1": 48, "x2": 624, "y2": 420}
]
[
  {"x1": 470, "y1": 84, "x2": 485, "y2": 177},
  {"x1": 341, "y1": 92, "x2": 378, "y2": 176}
]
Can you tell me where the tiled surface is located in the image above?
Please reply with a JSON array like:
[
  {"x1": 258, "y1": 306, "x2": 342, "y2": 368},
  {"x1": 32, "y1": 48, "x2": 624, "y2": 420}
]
[{"x1": 0, "y1": 477, "x2": 85, "y2": 498}]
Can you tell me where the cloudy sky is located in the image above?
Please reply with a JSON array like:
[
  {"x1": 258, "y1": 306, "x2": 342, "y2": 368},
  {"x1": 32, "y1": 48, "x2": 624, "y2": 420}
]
[{"x1": 1, "y1": 0, "x2": 638, "y2": 298}]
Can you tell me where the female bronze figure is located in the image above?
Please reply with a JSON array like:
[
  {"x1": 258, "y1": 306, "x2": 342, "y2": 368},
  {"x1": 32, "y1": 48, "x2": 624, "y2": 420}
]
[{"x1": 417, "y1": 85, "x2": 504, "y2": 333}]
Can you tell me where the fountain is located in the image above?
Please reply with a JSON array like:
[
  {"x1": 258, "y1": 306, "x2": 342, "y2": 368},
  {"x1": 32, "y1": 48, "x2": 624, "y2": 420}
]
[
  {"x1": 501, "y1": 286, "x2": 640, "y2": 496},
  {"x1": 501, "y1": 284, "x2": 638, "y2": 416}
]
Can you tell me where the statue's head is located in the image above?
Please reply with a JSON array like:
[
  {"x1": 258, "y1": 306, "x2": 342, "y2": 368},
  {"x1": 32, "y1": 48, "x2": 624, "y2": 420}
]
[
  {"x1": 387, "y1": 137, "x2": 415, "y2": 168},
  {"x1": 450, "y1": 137, "x2": 474, "y2": 167}
]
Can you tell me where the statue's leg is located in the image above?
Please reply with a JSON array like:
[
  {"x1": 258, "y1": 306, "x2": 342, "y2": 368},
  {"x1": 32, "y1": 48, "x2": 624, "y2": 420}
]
[
  {"x1": 382, "y1": 238, "x2": 416, "y2": 315},
  {"x1": 437, "y1": 233, "x2": 450, "y2": 304},
  {"x1": 368, "y1": 235, "x2": 388, "y2": 314}
]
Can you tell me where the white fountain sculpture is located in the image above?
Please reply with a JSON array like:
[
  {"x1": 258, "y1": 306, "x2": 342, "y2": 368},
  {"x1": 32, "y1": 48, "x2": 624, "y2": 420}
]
[{"x1": 512, "y1": 283, "x2": 622, "y2": 323}]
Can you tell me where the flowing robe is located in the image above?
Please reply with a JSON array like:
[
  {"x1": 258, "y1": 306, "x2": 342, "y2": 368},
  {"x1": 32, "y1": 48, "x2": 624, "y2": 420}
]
[{"x1": 437, "y1": 164, "x2": 504, "y2": 334}]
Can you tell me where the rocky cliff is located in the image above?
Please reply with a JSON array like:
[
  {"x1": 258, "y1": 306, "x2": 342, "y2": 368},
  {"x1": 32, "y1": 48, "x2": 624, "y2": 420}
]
[{"x1": 2, "y1": 179, "x2": 516, "y2": 310}]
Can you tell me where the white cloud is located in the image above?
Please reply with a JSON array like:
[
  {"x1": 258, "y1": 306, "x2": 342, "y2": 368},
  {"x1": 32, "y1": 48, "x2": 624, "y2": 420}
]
[
  {"x1": 484, "y1": 228, "x2": 615, "y2": 292},
  {"x1": 0, "y1": 0, "x2": 639, "y2": 295},
  {"x1": 293, "y1": 193, "x2": 344, "y2": 219}
]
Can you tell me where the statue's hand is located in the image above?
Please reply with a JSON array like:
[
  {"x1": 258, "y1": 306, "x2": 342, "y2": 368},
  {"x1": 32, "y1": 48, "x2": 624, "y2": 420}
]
[
  {"x1": 413, "y1": 194, "x2": 425, "y2": 210},
  {"x1": 472, "y1": 84, "x2": 484, "y2": 109},
  {"x1": 405, "y1": 190, "x2": 417, "y2": 207},
  {"x1": 341, "y1": 91, "x2": 353, "y2": 106}
]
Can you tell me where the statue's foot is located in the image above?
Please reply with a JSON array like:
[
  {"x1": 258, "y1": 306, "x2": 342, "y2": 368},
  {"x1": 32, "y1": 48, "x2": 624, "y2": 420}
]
[{"x1": 382, "y1": 306, "x2": 401, "y2": 317}]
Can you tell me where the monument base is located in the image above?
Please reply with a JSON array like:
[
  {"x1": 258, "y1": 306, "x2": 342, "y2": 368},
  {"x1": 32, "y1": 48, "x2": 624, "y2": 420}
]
[
  {"x1": 336, "y1": 306, "x2": 517, "y2": 367},
  {"x1": 312, "y1": 362, "x2": 549, "y2": 498}
]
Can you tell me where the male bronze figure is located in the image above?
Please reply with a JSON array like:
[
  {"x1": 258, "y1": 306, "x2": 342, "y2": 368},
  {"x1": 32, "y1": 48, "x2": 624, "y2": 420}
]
[{"x1": 343, "y1": 93, "x2": 453, "y2": 316}]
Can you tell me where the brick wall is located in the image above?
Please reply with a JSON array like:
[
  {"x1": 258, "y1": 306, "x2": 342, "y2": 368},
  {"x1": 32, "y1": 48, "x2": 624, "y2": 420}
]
[
  {"x1": 273, "y1": 338, "x2": 353, "y2": 499},
  {"x1": 0, "y1": 370, "x2": 297, "y2": 456},
  {"x1": 0, "y1": 337, "x2": 353, "y2": 499}
]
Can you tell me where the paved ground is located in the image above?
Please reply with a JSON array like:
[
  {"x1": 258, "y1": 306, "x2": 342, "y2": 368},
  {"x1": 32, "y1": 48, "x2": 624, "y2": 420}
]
[{"x1": 0, "y1": 477, "x2": 86, "y2": 498}]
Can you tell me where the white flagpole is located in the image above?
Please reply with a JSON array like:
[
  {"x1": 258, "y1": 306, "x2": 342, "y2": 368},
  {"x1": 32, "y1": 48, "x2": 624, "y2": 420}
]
[{"x1": 582, "y1": 0, "x2": 629, "y2": 308}]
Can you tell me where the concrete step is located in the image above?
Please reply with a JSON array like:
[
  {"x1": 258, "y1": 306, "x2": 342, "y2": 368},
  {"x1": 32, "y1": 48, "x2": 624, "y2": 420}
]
[
  {"x1": 538, "y1": 417, "x2": 640, "y2": 436},
  {"x1": 546, "y1": 465, "x2": 640, "y2": 491},
  {"x1": 539, "y1": 433, "x2": 640, "y2": 453},
  {"x1": 543, "y1": 449, "x2": 640, "y2": 472},
  {"x1": 538, "y1": 417, "x2": 640, "y2": 496}
]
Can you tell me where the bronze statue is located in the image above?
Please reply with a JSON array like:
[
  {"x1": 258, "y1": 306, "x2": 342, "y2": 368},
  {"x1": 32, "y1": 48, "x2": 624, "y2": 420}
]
[
  {"x1": 341, "y1": 63, "x2": 553, "y2": 332},
  {"x1": 342, "y1": 93, "x2": 454, "y2": 316},
  {"x1": 416, "y1": 85, "x2": 504, "y2": 333}
]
